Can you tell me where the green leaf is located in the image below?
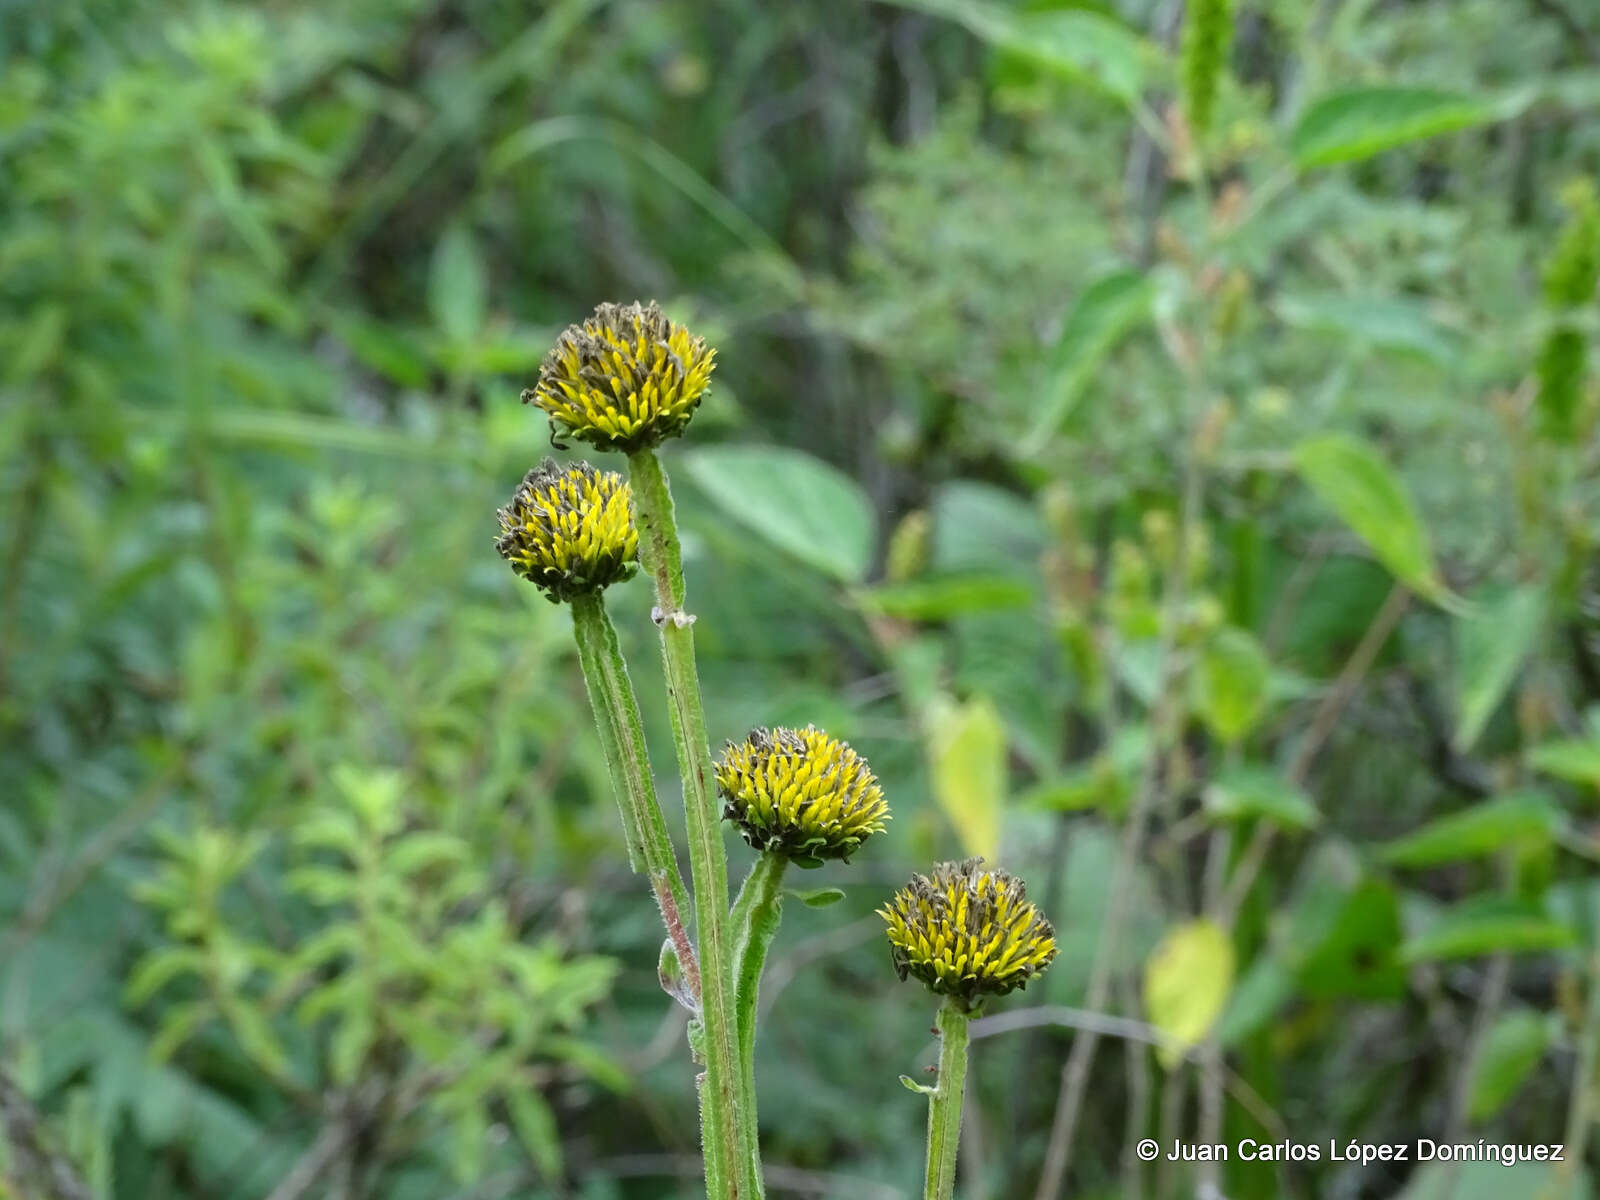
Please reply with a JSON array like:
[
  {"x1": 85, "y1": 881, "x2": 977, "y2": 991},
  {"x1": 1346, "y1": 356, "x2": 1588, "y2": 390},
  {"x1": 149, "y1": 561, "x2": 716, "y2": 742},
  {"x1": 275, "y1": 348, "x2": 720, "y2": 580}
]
[
  {"x1": 1218, "y1": 958, "x2": 1294, "y2": 1047},
  {"x1": 429, "y1": 222, "x2": 487, "y2": 346},
  {"x1": 1378, "y1": 792, "x2": 1566, "y2": 868},
  {"x1": 1466, "y1": 1009, "x2": 1549, "y2": 1123},
  {"x1": 1018, "y1": 766, "x2": 1121, "y2": 815},
  {"x1": 1529, "y1": 739, "x2": 1600, "y2": 790},
  {"x1": 1024, "y1": 269, "x2": 1154, "y2": 450},
  {"x1": 332, "y1": 315, "x2": 431, "y2": 388},
  {"x1": 858, "y1": 574, "x2": 1032, "y2": 620},
  {"x1": 1276, "y1": 294, "x2": 1459, "y2": 365},
  {"x1": 1144, "y1": 919, "x2": 1235, "y2": 1068},
  {"x1": 1294, "y1": 433, "x2": 1448, "y2": 604},
  {"x1": 1204, "y1": 765, "x2": 1320, "y2": 829},
  {"x1": 1401, "y1": 896, "x2": 1576, "y2": 963},
  {"x1": 790, "y1": 886, "x2": 846, "y2": 909},
  {"x1": 882, "y1": 0, "x2": 1158, "y2": 106},
  {"x1": 226, "y1": 1002, "x2": 293, "y2": 1083},
  {"x1": 1454, "y1": 585, "x2": 1545, "y2": 750},
  {"x1": 125, "y1": 947, "x2": 206, "y2": 1005},
  {"x1": 927, "y1": 694, "x2": 1007, "y2": 862},
  {"x1": 1278, "y1": 853, "x2": 1405, "y2": 1000},
  {"x1": 683, "y1": 445, "x2": 875, "y2": 583},
  {"x1": 1192, "y1": 627, "x2": 1271, "y2": 744},
  {"x1": 1290, "y1": 86, "x2": 1525, "y2": 169},
  {"x1": 900, "y1": 1074, "x2": 937, "y2": 1095},
  {"x1": 506, "y1": 1088, "x2": 563, "y2": 1180}
]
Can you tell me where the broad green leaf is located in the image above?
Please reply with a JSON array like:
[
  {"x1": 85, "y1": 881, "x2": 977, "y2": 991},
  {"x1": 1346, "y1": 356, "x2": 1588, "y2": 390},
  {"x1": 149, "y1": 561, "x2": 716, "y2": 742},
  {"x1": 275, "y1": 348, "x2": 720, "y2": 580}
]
[
  {"x1": 930, "y1": 482, "x2": 1045, "y2": 572},
  {"x1": 684, "y1": 446, "x2": 875, "y2": 583},
  {"x1": 1204, "y1": 765, "x2": 1320, "y2": 829},
  {"x1": 1529, "y1": 739, "x2": 1600, "y2": 790},
  {"x1": 1192, "y1": 627, "x2": 1271, "y2": 744},
  {"x1": 858, "y1": 574, "x2": 1032, "y2": 620},
  {"x1": 429, "y1": 222, "x2": 487, "y2": 346},
  {"x1": 1276, "y1": 294, "x2": 1458, "y2": 365},
  {"x1": 1290, "y1": 86, "x2": 1526, "y2": 169},
  {"x1": 1454, "y1": 585, "x2": 1545, "y2": 750},
  {"x1": 881, "y1": 0, "x2": 1158, "y2": 106},
  {"x1": 1378, "y1": 792, "x2": 1566, "y2": 868},
  {"x1": 1294, "y1": 433, "x2": 1448, "y2": 604},
  {"x1": 1024, "y1": 269, "x2": 1154, "y2": 450},
  {"x1": 1294, "y1": 882, "x2": 1406, "y2": 1000},
  {"x1": 927, "y1": 694, "x2": 1006, "y2": 861},
  {"x1": 791, "y1": 886, "x2": 846, "y2": 909},
  {"x1": 1145, "y1": 920, "x2": 1234, "y2": 1068},
  {"x1": 1466, "y1": 1009, "x2": 1549, "y2": 1123},
  {"x1": 1401, "y1": 896, "x2": 1575, "y2": 963}
]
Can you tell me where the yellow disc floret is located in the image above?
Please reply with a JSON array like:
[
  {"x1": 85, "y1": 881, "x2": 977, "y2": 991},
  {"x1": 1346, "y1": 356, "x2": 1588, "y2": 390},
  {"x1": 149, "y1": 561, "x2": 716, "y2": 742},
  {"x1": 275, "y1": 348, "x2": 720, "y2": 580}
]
[
  {"x1": 715, "y1": 725, "x2": 889, "y2": 867},
  {"x1": 879, "y1": 859, "x2": 1057, "y2": 1007},
  {"x1": 525, "y1": 301, "x2": 716, "y2": 452},
  {"x1": 495, "y1": 459, "x2": 639, "y2": 603}
]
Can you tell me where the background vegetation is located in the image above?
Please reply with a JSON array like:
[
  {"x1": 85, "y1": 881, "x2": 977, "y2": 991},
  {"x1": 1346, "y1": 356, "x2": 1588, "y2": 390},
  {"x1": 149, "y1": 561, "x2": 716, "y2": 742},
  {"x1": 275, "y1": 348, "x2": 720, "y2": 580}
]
[{"x1": 5, "y1": 0, "x2": 1600, "y2": 1197}]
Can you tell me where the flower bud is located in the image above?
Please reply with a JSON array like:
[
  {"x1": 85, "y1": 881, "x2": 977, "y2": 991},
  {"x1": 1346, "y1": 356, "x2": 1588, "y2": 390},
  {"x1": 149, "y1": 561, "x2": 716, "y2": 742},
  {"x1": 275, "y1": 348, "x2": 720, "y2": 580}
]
[
  {"x1": 715, "y1": 726, "x2": 889, "y2": 867},
  {"x1": 525, "y1": 301, "x2": 716, "y2": 452},
  {"x1": 879, "y1": 858, "x2": 1057, "y2": 1007},
  {"x1": 495, "y1": 459, "x2": 638, "y2": 603}
]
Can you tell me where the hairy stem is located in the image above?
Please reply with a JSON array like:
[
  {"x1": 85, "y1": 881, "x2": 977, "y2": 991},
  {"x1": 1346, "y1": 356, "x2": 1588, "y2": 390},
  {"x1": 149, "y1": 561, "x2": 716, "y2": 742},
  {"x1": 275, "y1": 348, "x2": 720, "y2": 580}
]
[
  {"x1": 925, "y1": 1000, "x2": 972, "y2": 1200},
  {"x1": 569, "y1": 591, "x2": 695, "y2": 953},
  {"x1": 626, "y1": 446, "x2": 749, "y2": 1200},
  {"x1": 729, "y1": 851, "x2": 789, "y2": 1193}
]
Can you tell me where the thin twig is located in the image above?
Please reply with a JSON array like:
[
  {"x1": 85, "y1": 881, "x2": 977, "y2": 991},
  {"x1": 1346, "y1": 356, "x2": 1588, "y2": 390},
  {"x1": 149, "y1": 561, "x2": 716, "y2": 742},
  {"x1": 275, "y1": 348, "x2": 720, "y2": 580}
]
[{"x1": 0, "y1": 1065, "x2": 93, "y2": 1200}]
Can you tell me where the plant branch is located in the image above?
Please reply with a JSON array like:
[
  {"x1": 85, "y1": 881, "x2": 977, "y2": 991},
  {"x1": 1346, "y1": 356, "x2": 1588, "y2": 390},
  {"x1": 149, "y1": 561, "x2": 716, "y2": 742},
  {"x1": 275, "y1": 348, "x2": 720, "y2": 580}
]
[
  {"x1": 729, "y1": 851, "x2": 789, "y2": 1179},
  {"x1": 0, "y1": 1066, "x2": 92, "y2": 1200},
  {"x1": 923, "y1": 1000, "x2": 971, "y2": 1200},
  {"x1": 626, "y1": 446, "x2": 750, "y2": 1200},
  {"x1": 569, "y1": 591, "x2": 696, "y2": 982}
]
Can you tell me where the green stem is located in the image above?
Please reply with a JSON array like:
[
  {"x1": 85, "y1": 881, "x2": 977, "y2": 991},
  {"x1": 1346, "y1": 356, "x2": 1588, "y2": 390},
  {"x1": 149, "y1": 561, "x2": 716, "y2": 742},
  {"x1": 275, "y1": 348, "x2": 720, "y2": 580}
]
[
  {"x1": 626, "y1": 447, "x2": 748, "y2": 1200},
  {"x1": 569, "y1": 592, "x2": 696, "y2": 994},
  {"x1": 729, "y1": 853, "x2": 788, "y2": 1197},
  {"x1": 1559, "y1": 944, "x2": 1600, "y2": 1192},
  {"x1": 925, "y1": 1000, "x2": 972, "y2": 1200}
]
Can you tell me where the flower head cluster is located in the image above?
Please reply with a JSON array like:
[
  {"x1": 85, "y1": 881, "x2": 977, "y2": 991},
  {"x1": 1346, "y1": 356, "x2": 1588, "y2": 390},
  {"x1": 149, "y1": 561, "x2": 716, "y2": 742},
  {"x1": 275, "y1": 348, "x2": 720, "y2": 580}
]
[
  {"x1": 495, "y1": 459, "x2": 638, "y2": 603},
  {"x1": 715, "y1": 725, "x2": 889, "y2": 867},
  {"x1": 524, "y1": 301, "x2": 716, "y2": 452},
  {"x1": 879, "y1": 859, "x2": 1057, "y2": 1007}
]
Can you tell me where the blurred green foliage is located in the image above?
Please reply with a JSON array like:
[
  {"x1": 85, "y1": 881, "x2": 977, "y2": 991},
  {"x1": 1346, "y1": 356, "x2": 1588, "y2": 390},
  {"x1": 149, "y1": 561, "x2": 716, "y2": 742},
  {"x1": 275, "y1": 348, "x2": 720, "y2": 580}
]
[{"x1": 4, "y1": 0, "x2": 1600, "y2": 1198}]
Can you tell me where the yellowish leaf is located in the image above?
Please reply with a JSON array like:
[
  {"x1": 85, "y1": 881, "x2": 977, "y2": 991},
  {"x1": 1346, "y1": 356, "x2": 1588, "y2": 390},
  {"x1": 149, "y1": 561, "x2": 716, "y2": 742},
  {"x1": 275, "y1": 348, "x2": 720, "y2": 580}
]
[
  {"x1": 927, "y1": 694, "x2": 1006, "y2": 861},
  {"x1": 1144, "y1": 919, "x2": 1235, "y2": 1069}
]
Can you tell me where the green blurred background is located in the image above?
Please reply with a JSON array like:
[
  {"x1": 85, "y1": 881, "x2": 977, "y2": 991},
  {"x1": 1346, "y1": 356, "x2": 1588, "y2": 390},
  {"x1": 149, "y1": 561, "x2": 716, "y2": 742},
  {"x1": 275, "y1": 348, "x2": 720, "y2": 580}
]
[{"x1": 5, "y1": 0, "x2": 1600, "y2": 1197}]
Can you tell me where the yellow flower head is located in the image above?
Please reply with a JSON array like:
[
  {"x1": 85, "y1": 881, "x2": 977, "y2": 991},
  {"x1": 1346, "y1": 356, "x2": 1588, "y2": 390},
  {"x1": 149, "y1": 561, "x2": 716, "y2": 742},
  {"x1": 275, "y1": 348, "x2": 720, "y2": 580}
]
[
  {"x1": 495, "y1": 459, "x2": 638, "y2": 603},
  {"x1": 524, "y1": 301, "x2": 716, "y2": 452},
  {"x1": 879, "y1": 859, "x2": 1057, "y2": 1007},
  {"x1": 715, "y1": 725, "x2": 889, "y2": 868}
]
